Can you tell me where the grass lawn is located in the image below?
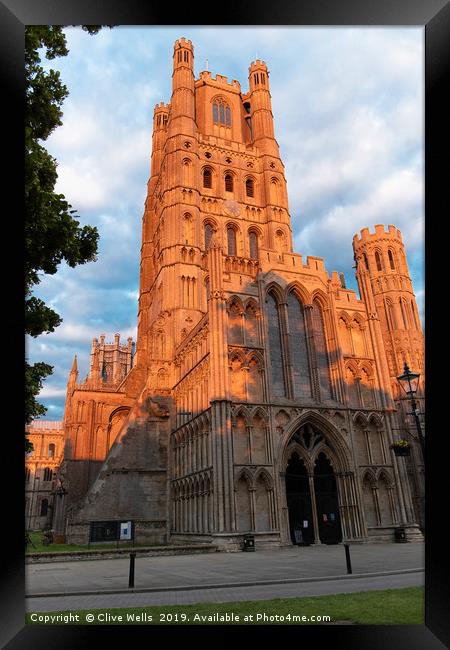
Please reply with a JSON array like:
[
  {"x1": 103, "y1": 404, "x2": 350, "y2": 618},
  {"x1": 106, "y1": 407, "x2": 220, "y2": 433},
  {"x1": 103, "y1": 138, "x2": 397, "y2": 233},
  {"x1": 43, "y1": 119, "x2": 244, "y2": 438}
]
[
  {"x1": 25, "y1": 531, "x2": 156, "y2": 554},
  {"x1": 26, "y1": 587, "x2": 423, "y2": 625}
]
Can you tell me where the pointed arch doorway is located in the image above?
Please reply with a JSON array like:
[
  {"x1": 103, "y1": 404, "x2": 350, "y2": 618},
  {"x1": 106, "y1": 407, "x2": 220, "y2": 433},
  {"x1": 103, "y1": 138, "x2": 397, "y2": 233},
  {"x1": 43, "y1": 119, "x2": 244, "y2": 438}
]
[{"x1": 284, "y1": 424, "x2": 343, "y2": 545}]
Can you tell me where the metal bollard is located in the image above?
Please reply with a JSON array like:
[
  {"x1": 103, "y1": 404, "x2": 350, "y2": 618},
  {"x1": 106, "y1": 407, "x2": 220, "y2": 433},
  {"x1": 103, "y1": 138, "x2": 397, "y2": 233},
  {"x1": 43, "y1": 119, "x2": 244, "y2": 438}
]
[
  {"x1": 344, "y1": 543, "x2": 352, "y2": 574},
  {"x1": 128, "y1": 552, "x2": 136, "y2": 588}
]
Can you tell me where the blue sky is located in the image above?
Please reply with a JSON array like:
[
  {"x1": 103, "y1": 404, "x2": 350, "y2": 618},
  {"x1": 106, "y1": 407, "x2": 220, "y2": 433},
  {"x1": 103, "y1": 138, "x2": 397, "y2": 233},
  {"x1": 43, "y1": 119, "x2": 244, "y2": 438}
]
[{"x1": 27, "y1": 26, "x2": 424, "y2": 421}]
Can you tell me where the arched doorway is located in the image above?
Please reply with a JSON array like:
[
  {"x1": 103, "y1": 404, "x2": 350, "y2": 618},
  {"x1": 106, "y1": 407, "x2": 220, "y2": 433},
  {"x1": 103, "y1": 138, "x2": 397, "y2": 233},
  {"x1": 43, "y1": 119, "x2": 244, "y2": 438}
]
[
  {"x1": 285, "y1": 452, "x2": 314, "y2": 545},
  {"x1": 314, "y1": 452, "x2": 342, "y2": 544},
  {"x1": 284, "y1": 423, "x2": 343, "y2": 545}
]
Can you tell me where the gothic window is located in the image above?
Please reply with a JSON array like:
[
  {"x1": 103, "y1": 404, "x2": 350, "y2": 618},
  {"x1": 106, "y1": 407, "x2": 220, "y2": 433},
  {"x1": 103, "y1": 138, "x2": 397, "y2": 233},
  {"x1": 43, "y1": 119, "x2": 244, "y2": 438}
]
[
  {"x1": 43, "y1": 467, "x2": 53, "y2": 482},
  {"x1": 247, "y1": 357, "x2": 263, "y2": 403},
  {"x1": 363, "y1": 253, "x2": 369, "y2": 270},
  {"x1": 25, "y1": 467, "x2": 31, "y2": 482},
  {"x1": 183, "y1": 213, "x2": 193, "y2": 245},
  {"x1": 312, "y1": 300, "x2": 332, "y2": 400},
  {"x1": 252, "y1": 414, "x2": 267, "y2": 464},
  {"x1": 236, "y1": 475, "x2": 252, "y2": 531},
  {"x1": 212, "y1": 98, "x2": 231, "y2": 127},
  {"x1": 360, "y1": 368, "x2": 375, "y2": 409},
  {"x1": 255, "y1": 475, "x2": 271, "y2": 531},
  {"x1": 230, "y1": 355, "x2": 245, "y2": 400},
  {"x1": 399, "y1": 299, "x2": 409, "y2": 329},
  {"x1": 338, "y1": 317, "x2": 352, "y2": 356},
  {"x1": 228, "y1": 301, "x2": 243, "y2": 344},
  {"x1": 40, "y1": 499, "x2": 49, "y2": 517},
  {"x1": 245, "y1": 178, "x2": 255, "y2": 198},
  {"x1": 275, "y1": 229, "x2": 287, "y2": 256},
  {"x1": 204, "y1": 222, "x2": 214, "y2": 249},
  {"x1": 287, "y1": 292, "x2": 311, "y2": 398},
  {"x1": 203, "y1": 168, "x2": 212, "y2": 189},
  {"x1": 351, "y1": 319, "x2": 366, "y2": 357},
  {"x1": 345, "y1": 366, "x2": 360, "y2": 408},
  {"x1": 227, "y1": 225, "x2": 237, "y2": 256},
  {"x1": 233, "y1": 415, "x2": 250, "y2": 464},
  {"x1": 385, "y1": 300, "x2": 396, "y2": 330},
  {"x1": 48, "y1": 443, "x2": 55, "y2": 458},
  {"x1": 267, "y1": 292, "x2": 287, "y2": 397},
  {"x1": 411, "y1": 300, "x2": 419, "y2": 329},
  {"x1": 388, "y1": 249, "x2": 396, "y2": 270},
  {"x1": 249, "y1": 230, "x2": 259, "y2": 259},
  {"x1": 244, "y1": 302, "x2": 259, "y2": 346},
  {"x1": 375, "y1": 251, "x2": 382, "y2": 272},
  {"x1": 270, "y1": 177, "x2": 281, "y2": 204},
  {"x1": 225, "y1": 173, "x2": 234, "y2": 193}
]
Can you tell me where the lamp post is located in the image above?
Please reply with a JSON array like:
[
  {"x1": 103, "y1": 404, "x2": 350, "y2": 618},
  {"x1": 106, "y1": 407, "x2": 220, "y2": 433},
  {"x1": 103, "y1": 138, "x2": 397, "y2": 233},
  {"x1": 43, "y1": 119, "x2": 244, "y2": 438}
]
[{"x1": 397, "y1": 362, "x2": 425, "y2": 462}]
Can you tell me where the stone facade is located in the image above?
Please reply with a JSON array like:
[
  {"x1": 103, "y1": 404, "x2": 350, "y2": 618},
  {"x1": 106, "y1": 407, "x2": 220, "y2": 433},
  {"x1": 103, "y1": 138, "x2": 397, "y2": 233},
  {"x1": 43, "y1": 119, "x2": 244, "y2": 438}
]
[
  {"x1": 25, "y1": 421, "x2": 64, "y2": 531},
  {"x1": 46, "y1": 38, "x2": 424, "y2": 548}
]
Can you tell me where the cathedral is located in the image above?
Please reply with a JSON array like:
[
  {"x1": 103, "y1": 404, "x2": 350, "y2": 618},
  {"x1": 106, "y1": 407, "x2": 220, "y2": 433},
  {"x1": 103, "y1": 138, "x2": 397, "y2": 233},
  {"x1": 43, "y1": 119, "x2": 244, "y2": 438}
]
[{"x1": 48, "y1": 38, "x2": 425, "y2": 549}]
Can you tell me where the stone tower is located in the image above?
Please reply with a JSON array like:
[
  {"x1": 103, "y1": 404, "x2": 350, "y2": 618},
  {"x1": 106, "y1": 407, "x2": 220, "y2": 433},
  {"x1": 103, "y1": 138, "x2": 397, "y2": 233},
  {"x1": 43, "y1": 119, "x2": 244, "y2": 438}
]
[
  {"x1": 353, "y1": 225, "x2": 425, "y2": 524},
  {"x1": 61, "y1": 38, "x2": 424, "y2": 547}
]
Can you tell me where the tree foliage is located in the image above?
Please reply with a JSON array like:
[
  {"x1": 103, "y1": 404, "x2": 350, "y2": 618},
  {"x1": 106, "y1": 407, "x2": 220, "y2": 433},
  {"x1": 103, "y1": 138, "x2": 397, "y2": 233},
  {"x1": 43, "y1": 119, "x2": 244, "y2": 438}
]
[{"x1": 25, "y1": 26, "x2": 103, "y2": 448}]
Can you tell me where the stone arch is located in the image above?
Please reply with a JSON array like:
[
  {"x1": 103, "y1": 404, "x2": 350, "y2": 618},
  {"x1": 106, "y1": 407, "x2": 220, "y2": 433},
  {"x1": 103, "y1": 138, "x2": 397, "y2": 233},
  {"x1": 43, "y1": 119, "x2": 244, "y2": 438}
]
[
  {"x1": 279, "y1": 410, "x2": 351, "y2": 474},
  {"x1": 311, "y1": 288, "x2": 329, "y2": 309},
  {"x1": 266, "y1": 287, "x2": 288, "y2": 398},
  {"x1": 235, "y1": 469, "x2": 253, "y2": 532},
  {"x1": 286, "y1": 281, "x2": 312, "y2": 306},
  {"x1": 265, "y1": 281, "x2": 285, "y2": 304},
  {"x1": 361, "y1": 468, "x2": 377, "y2": 488},
  {"x1": 233, "y1": 410, "x2": 251, "y2": 463}
]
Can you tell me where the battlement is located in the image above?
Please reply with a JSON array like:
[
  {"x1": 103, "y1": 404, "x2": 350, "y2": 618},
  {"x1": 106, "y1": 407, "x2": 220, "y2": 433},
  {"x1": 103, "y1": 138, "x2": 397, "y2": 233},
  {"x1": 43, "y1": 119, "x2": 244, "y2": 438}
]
[
  {"x1": 249, "y1": 59, "x2": 268, "y2": 70},
  {"x1": 174, "y1": 37, "x2": 193, "y2": 50},
  {"x1": 154, "y1": 101, "x2": 170, "y2": 113},
  {"x1": 198, "y1": 70, "x2": 241, "y2": 90},
  {"x1": 353, "y1": 224, "x2": 403, "y2": 246}
]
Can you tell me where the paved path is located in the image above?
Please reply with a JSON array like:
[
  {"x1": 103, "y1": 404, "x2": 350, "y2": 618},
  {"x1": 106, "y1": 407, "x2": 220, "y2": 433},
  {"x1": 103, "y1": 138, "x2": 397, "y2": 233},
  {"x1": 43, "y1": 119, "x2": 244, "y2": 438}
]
[
  {"x1": 27, "y1": 570, "x2": 423, "y2": 612},
  {"x1": 27, "y1": 542, "x2": 423, "y2": 595},
  {"x1": 26, "y1": 542, "x2": 424, "y2": 612}
]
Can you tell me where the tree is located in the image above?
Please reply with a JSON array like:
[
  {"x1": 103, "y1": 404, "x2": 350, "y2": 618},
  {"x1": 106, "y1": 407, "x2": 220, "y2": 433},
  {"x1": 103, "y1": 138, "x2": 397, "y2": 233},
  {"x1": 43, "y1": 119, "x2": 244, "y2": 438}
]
[{"x1": 25, "y1": 26, "x2": 104, "y2": 450}]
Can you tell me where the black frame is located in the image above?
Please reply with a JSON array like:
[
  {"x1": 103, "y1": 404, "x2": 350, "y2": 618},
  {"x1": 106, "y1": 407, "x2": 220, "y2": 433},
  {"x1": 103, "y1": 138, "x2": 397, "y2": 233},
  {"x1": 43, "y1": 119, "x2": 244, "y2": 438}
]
[{"x1": 5, "y1": 0, "x2": 449, "y2": 647}]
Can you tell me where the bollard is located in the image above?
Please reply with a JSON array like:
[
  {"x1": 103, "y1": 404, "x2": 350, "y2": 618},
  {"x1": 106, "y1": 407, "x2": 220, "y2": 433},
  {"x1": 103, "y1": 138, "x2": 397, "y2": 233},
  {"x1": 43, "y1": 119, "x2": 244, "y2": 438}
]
[
  {"x1": 128, "y1": 552, "x2": 136, "y2": 588},
  {"x1": 344, "y1": 543, "x2": 352, "y2": 574}
]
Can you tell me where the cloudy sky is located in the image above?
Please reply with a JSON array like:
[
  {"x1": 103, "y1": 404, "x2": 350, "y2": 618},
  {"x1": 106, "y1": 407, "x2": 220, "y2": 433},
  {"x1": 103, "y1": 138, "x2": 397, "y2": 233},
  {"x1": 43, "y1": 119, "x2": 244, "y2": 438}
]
[{"x1": 27, "y1": 26, "x2": 424, "y2": 421}]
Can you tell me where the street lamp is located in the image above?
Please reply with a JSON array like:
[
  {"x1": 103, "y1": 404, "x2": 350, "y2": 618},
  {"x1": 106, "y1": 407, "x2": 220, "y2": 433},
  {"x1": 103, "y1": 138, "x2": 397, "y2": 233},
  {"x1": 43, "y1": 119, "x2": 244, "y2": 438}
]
[{"x1": 397, "y1": 362, "x2": 425, "y2": 461}]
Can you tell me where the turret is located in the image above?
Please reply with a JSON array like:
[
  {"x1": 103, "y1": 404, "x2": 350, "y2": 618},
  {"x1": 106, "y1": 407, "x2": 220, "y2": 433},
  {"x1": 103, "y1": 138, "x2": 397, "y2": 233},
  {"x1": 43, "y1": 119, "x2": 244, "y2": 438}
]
[
  {"x1": 68, "y1": 355, "x2": 78, "y2": 388},
  {"x1": 353, "y1": 224, "x2": 424, "y2": 396},
  {"x1": 169, "y1": 37, "x2": 195, "y2": 137},
  {"x1": 247, "y1": 60, "x2": 278, "y2": 156}
]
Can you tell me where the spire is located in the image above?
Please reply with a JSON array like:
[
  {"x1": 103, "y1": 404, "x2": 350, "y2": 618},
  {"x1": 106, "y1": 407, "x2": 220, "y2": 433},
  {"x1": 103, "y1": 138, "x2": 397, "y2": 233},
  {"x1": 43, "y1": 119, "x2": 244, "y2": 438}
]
[
  {"x1": 70, "y1": 355, "x2": 78, "y2": 375},
  {"x1": 68, "y1": 354, "x2": 78, "y2": 387}
]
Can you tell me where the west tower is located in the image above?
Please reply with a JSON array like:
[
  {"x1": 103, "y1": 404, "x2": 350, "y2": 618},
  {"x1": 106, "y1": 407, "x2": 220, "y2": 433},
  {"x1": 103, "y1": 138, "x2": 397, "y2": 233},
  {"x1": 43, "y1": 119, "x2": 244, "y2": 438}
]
[{"x1": 60, "y1": 38, "x2": 424, "y2": 547}]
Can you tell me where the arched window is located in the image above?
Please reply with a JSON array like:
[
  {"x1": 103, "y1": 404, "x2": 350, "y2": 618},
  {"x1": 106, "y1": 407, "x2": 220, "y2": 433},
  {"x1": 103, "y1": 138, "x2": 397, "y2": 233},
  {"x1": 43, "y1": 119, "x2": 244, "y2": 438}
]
[
  {"x1": 227, "y1": 226, "x2": 237, "y2": 256},
  {"x1": 363, "y1": 253, "x2": 369, "y2": 270},
  {"x1": 40, "y1": 499, "x2": 49, "y2": 517},
  {"x1": 183, "y1": 213, "x2": 193, "y2": 245},
  {"x1": 375, "y1": 251, "x2": 382, "y2": 272},
  {"x1": 385, "y1": 300, "x2": 396, "y2": 330},
  {"x1": 204, "y1": 223, "x2": 214, "y2": 249},
  {"x1": 43, "y1": 467, "x2": 53, "y2": 482},
  {"x1": 388, "y1": 249, "x2": 395, "y2": 270},
  {"x1": 267, "y1": 292, "x2": 287, "y2": 397},
  {"x1": 249, "y1": 230, "x2": 259, "y2": 259},
  {"x1": 411, "y1": 300, "x2": 419, "y2": 329},
  {"x1": 399, "y1": 299, "x2": 409, "y2": 329},
  {"x1": 245, "y1": 178, "x2": 254, "y2": 198},
  {"x1": 48, "y1": 443, "x2": 55, "y2": 458},
  {"x1": 203, "y1": 168, "x2": 212, "y2": 189},
  {"x1": 212, "y1": 98, "x2": 231, "y2": 128},
  {"x1": 275, "y1": 230, "x2": 286, "y2": 256},
  {"x1": 225, "y1": 173, "x2": 233, "y2": 193}
]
